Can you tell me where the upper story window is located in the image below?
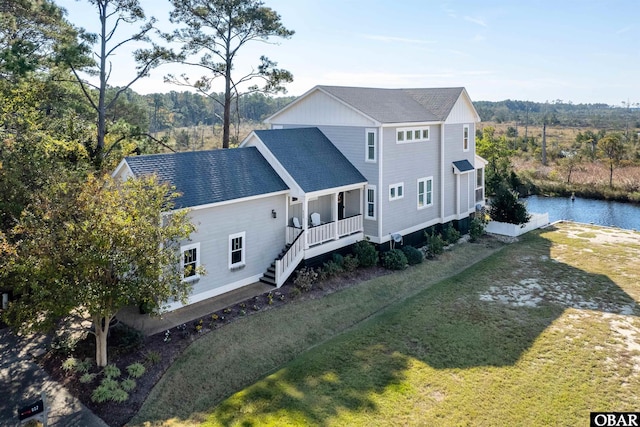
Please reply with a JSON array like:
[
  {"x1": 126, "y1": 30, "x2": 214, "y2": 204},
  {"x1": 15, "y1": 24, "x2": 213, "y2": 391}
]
[
  {"x1": 181, "y1": 242, "x2": 200, "y2": 281},
  {"x1": 463, "y1": 125, "x2": 470, "y2": 151},
  {"x1": 397, "y1": 126, "x2": 430, "y2": 144},
  {"x1": 389, "y1": 182, "x2": 404, "y2": 201},
  {"x1": 366, "y1": 185, "x2": 376, "y2": 220},
  {"x1": 229, "y1": 232, "x2": 245, "y2": 270},
  {"x1": 365, "y1": 129, "x2": 376, "y2": 162}
]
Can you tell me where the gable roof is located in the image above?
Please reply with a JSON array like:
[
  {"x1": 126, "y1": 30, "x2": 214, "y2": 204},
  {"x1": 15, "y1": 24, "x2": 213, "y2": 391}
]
[
  {"x1": 270, "y1": 86, "x2": 469, "y2": 124},
  {"x1": 253, "y1": 127, "x2": 367, "y2": 193},
  {"x1": 124, "y1": 148, "x2": 288, "y2": 209}
]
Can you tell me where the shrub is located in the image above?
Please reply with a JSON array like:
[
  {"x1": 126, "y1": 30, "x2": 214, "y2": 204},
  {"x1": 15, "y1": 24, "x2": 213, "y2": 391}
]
[
  {"x1": 103, "y1": 364, "x2": 121, "y2": 379},
  {"x1": 342, "y1": 254, "x2": 359, "y2": 272},
  {"x1": 126, "y1": 362, "x2": 146, "y2": 379},
  {"x1": 469, "y1": 217, "x2": 486, "y2": 242},
  {"x1": 331, "y1": 253, "x2": 344, "y2": 267},
  {"x1": 322, "y1": 260, "x2": 343, "y2": 278},
  {"x1": 80, "y1": 373, "x2": 97, "y2": 384},
  {"x1": 353, "y1": 240, "x2": 378, "y2": 267},
  {"x1": 293, "y1": 267, "x2": 317, "y2": 292},
  {"x1": 489, "y1": 184, "x2": 531, "y2": 225},
  {"x1": 442, "y1": 224, "x2": 461, "y2": 245},
  {"x1": 120, "y1": 378, "x2": 137, "y2": 392},
  {"x1": 401, "y1": 246, "x2": 423, "y2": 265},
  {"x1": 145, "y1": 349, "x2": 161, "y2": 365},
  {"x1": 425, "y1": 230, "x2": 444, "y2": 258},
  {"x1": 381, "y1": 249, "x2": 408, "y2": 270}
]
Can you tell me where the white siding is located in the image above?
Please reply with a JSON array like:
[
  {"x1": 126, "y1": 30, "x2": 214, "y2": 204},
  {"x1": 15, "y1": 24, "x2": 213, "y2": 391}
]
[
  {"x1": 443, "y1": 123, "x2": 476, "y2": 219},
  {"x1": 182, "y1": 194, "x2": 287, "y2": 302},
  {"x1": 445, "y1": 94, "x2": 479, "y2": 124},
  {"x1": 270, "y1": 90, "x2": 377, "y2": 127},
  {"x1": 379, "y1": 125, "x2": 442, "y2": 237}
]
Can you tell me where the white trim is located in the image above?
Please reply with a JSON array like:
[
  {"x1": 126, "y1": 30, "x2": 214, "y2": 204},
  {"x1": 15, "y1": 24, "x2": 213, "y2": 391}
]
[
  {"x1": 463, "y1": 124, "x2": 470, "y2": 152},
  {"x1": 377, "y1": 127, "x2": 384, "y2": 239},
  {"x1": 264, "y1": 86, "x2": 382, "y2": 126},
  {"x1": 180, "y1": 242, "x2": 201, "y2": 282},
  {"x1": 375, "y1": 217, "x2": 443, "y2": 244},
  {"x1": 304, "y1": 232, "x2": 364, "y2": 259},
  {"x1": 396, "y1": 126, "x2": 431, "y2": 144},
  {"x1": 365, "y1": 185, "x2": 376, "y2": 220},
  {"x1": 271, "y1": 124, "x2": 283, "y2": 129},
  {"x1": 381, "y1": 121, "x2": 441, "y2": 128},
  {"x1": 228, "y1": 231, "x2": 246, "y2": 270},
  {"x1": 440, "y1": 124, "x2": 445, "y2": 220},
  {"x1": 112, "y1": 159, "x2": 134, "y2": 180},
  {"x1": 167, "y1": 190, "x2": 289, "y2": 214},
  {"x1": 417, "y1": 177, "x2": 433, "y2": 209},
  {"x1": 163, "y1": 273, "x2": 262, "y2": 311},
  {"x1": 365, "y1": 128, "x2": 377, "y2": 163},
  {"x1": 388, "y1": 182, "x2": 404, "y2": 201}
]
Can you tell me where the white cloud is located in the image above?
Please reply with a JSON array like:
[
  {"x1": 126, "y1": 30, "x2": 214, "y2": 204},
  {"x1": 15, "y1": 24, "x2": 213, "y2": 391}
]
[{"x1": 464, "y1": 16, "x2": 488, "y2": 27}]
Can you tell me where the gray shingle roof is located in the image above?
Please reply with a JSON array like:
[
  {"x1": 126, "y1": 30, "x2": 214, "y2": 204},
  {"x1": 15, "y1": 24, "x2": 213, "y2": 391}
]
[
  {"x1": 318, "y1": 86, "x2": 465, "y2": 123},
  {"x1": 254, "y1": 128, "x2": 367, "y2": 193},
  {"x1": 125, "y1": 148, "x2": 289, "y2": 209}
]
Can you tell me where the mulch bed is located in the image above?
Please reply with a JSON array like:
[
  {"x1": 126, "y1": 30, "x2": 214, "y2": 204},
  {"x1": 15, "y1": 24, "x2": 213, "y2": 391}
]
[{"x1": 39, "y1": 265, "x2": 391, "y2": 427}]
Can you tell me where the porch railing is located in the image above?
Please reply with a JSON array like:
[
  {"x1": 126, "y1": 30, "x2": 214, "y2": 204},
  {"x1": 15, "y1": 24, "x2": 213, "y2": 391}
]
[
  {"x1": 286, "y1": 226, "x2": 303, "y2": 245},
  {"x1": 307, "y1": 222, "x2": 336, "y2": 246},
  {"x1": 275, "y1": 229, "x2": 305, "y2": 287},
  {"x1": 337, "y1": 214, "x2": 363, "y2": 237}
]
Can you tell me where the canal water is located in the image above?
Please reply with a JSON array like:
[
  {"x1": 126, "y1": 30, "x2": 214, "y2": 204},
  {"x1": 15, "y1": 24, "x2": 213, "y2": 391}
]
[{"x1": 523, "y1": 195, "x2": 640, "y2": 231}]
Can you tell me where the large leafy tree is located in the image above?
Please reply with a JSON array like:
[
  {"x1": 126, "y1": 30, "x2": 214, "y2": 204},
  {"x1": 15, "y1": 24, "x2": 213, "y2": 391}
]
[
  {"x1": 0, "y1": 0, "x2": 80, "y2": 80},
  {"x1": 165, "y1": 0, "x2": 294, "y2": 148},
  {"x1": 62, "y1": 0, "x2": 171, "y2": 168},
  {"x1": 476, "y1": 126, "x2": 513, "y2": 195},
  {"x1": 6, "y1": 174, "x2": 196, "y2": 367}
]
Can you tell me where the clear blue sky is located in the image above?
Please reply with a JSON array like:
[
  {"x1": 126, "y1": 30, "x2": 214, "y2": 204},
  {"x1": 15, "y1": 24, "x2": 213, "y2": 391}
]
[{"x1": 56, "y1": 0, "x2": 639, "y2": 105}]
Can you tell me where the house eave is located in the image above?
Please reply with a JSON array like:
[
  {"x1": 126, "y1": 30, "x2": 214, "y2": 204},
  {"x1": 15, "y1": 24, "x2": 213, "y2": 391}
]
[{"x1": 161, "y1": 189, "x2": 290, "y2": 215}]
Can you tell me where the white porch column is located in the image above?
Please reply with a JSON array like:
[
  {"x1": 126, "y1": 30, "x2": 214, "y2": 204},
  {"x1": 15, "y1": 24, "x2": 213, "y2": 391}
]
[
  {"x1": 332, "y1": 192, "x2": 339, "y2": 240},
  {"x1": 456, "y1": 173, "x2": 460, "y2": 218},
  {"x1": 303, "y1": 196, "x2": 309, "y2": 249}
]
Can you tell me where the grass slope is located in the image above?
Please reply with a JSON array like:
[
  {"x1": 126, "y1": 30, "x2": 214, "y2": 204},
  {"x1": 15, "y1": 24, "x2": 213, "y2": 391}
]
[{"x1": 133, "y1": 223, "x2": 640, "y2": 426}]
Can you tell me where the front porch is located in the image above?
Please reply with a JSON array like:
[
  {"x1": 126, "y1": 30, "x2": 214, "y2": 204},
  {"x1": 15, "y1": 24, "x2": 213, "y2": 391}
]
[{"x1": 262, "y1": 187, "x2": 365, "y2": 287}]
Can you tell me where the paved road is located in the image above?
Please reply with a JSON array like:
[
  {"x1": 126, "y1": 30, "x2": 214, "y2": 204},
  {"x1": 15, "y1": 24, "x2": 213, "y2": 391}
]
[{"x1": 0, "y1": 328, "x2": 109, "y2": 427}]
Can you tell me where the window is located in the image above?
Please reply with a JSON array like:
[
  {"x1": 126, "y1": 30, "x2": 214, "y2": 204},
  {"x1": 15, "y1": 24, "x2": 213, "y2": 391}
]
[
  {"x1": 476, "y1": 167, "x2": 483, "y2": 188},
  {"x1": 366, "y1": 129, "x2": 376, "y2": 162},
  {"x1": 396, "y1": 126, "x2": 431, "y2": 143},
  {"x1": 389, "y1": 182, "x2": 404, "y2": 201},
  {"x1": 229, "y1": 232, "x2": 245, "y2": 269},
  {"x1": 417, "y1": 177, "x2": 433, "y2": 209},
  {"x1": 366, "y1": 185, "x2": 376, "y2": 219},
  {"x1": 181, "y1": 243, "x2": 200, "y2": 280},
  {"x1": 463, "y1": 125, "x2": 470, "y2": 151}
]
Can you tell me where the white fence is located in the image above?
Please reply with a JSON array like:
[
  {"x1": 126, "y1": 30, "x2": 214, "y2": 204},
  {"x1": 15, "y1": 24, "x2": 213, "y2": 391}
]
[{"x1": 486, "y1": 212, "x2": 550, "y2": 237}]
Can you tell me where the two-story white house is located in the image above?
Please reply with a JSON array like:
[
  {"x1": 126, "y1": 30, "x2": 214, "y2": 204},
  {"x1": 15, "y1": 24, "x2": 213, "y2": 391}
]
[
  {"x1": 262, "y1": 85, "x2": 486, "y2": 246},
  {"x1": 114, "y1": 85, "x2": 485, "y2": 310}
]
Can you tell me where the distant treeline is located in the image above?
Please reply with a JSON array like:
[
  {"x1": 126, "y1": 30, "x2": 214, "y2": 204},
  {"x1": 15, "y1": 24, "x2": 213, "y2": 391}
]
[
  {"x1": 116, "y1": 90, "x2": 638, "y2": 134},
  {"x1": 475, "y1": 99, "x2": 639, "y2": 130},
  {"x1": 141, "y1": 91, "x2": 296, "y2": 132}
]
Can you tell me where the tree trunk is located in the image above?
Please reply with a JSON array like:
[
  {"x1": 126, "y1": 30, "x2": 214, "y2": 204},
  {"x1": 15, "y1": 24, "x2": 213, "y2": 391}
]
[
  {"x1": 610, "y1": 161, "x2": 614, "y2": 188},
  {"x1": 96, "y1": 1, "x2": 108, "y2": 168},
  {"x1": 93, "y1": 314, "x2": 112, "y2": 367},
  {"x1": 541, "y1": 123, "x2": 547, "y2": 166}
]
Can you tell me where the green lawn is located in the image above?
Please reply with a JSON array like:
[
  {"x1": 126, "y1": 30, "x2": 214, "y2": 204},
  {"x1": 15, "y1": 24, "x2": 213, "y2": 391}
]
[{"x1": 132, "y1": 223, "x2": 640, "y2": 426}]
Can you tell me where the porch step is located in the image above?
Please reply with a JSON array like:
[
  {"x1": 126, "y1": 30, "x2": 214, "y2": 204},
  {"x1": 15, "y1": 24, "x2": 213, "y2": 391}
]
[{"x1": 260, "y1": 244, "x2": 293, "y2": 287}]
